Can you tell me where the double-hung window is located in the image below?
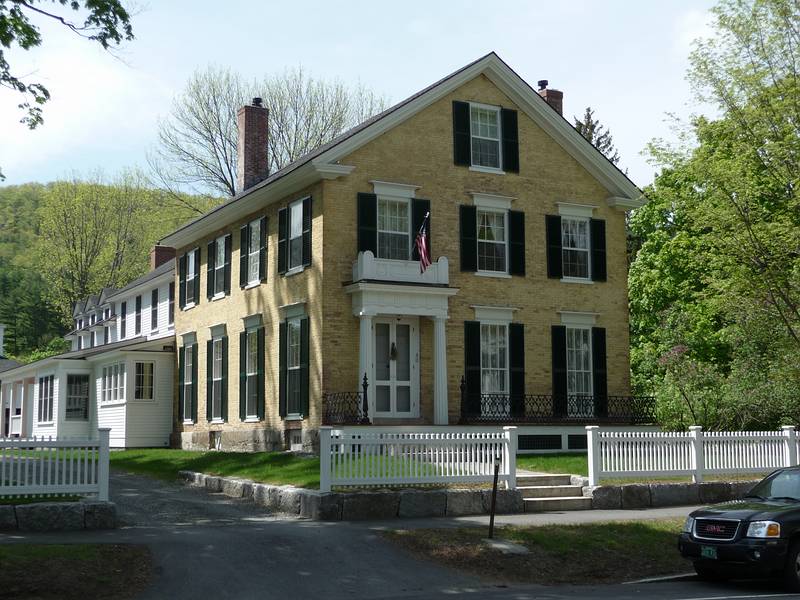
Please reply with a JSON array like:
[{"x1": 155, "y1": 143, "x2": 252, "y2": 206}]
[
  {"x1": 65, "y1": 374, "x2": 89, "y2": 420},
  {"x1": 210, "y1": 338, "x2": 223, "y2": 421},
  {"x1": 377, "y1": 198, "x2": 410, "y2": 260},
  {"x1": 101, "y1": 363, "x2": 126, "y2": 402},
  {"x1": 477, "y1": 209, "x2": 507, "y2": 273},
  {"x1": 134, "y1": 362, "x2": 154, "y2": 401},
  {"x1": 151, "y1": 289, "x2": 159, "y2": 331},
  {"x1": 561, "y1": 217, "x2": 590, "y2": 279},
  {"x1": 286, "y1": 317, "x2": 302, "y2": 415},
  {"x1": 37, "y1": 375, "x2": 54, "y2": 423},
  {"x1": 168, "y1": 282, "x2": 175, "y2": 325},
  {"x1": 186, "y1": 251, "x2": 196, "y2": 305},
  {"x1": 214, "y1": 236, "x2": 226, "y2": 296},
  {"x1": 566, "y1": 327, "x2": 592, "y2": 397},
  {"x1": 245, "y1": 330, "x2": 259, "y2": 419},
  {"x1": 90, "y1": 331, "x2": 96, "y2": 348},
  {"x1": 120, "y1": 302, "x2": 127, "y2": 339},
  {"x1": 183, "y1": 346, "x2": 194, "y2": 421},
  {"x1": 135, "y1": 295, "x2": 142, "y2": 335},
  {"x1": 480, "y1": 324, "x2": 508, "y2": 395},
  {"x1": 470, "y1": 104, "x2": 501, "y2": 169},
  {"x1": 248, "y1": 220, "x2": 260, "y2": 284},
  {"x1": 288, "y1": 199, "x2": 304, "y2": 270}
]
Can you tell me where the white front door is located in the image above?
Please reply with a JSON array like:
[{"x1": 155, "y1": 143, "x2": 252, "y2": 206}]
[{"x1": 374, "y1": 318, "x2": 419, "y2": 417}]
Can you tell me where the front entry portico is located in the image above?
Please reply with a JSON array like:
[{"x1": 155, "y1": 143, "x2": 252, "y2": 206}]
[{"x1": 345, "y1": 252, "x2": 458, "y2": 424}]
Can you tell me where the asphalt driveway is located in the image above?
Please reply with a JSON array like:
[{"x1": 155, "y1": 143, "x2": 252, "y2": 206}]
[{"x1": 0, "y1": 470, "x2": 797, "y2": 599}]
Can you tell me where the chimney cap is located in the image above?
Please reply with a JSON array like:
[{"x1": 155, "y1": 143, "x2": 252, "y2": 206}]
[
  {"x1": 537, "y1": 80, "x2": 548, "y2": 91},
  {"x1": 252, "y1": 97, "x2": 263, "y2": 107}
]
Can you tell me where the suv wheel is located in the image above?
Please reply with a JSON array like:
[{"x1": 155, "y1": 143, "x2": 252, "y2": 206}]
[
  {"x1": 694, "y1": 561, "x2": 729, "y2": 581},
  {"x1": 784, "y1": 541, "x2": 800, "y2": 591}
]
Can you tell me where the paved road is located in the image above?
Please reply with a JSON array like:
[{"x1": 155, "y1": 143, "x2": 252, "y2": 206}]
[{"x1": 1, "y1": 471, "x2": 798, "y2": 599}]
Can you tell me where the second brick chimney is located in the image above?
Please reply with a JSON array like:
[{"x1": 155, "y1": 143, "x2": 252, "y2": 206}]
[
  {"x1": 537, "y1": 80, "x2": 563, "y2": 116},
  {"x1": 237, "y1": 97, "x2": 269, "y2": 193},
  {"x1": 150, "y1": 245, "x2": 176, "y2": 270}
]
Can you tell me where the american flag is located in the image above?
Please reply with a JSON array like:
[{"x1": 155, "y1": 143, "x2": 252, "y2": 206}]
[{"x1": 415, "y1": 211, "x2": 431, "y2": 273}]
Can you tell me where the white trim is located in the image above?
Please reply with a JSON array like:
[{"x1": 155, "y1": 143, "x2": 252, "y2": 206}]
[
  {"x1": 244, "y1": 417, "x2": 261, "y2": 423},
  {"x1": 471, "y1": 192, "x2": 514, "y2": 210},
  {"x1": 285, "y1": 265, "x2": 305, "y2": 277},
  {"x1": 472, "y1": 305, "x2": 518, "y2": 322},
  {"x1": 607, "y1": 195, "x2": 646, "y2": 210},
  {"x1": 209, "y1": 324, "x2": 227, "y2": 338},
  {"x1": 180, "y1": 332, "x2": 197, "y2": 345},
  {"x1": 242, "y1": 313, "x2": 263, "y2": 331},
  {"x1": 561, "y1": 277, "x2": 595, "y2": 285},
  {"x1": 312, "y1": 161, "x2": 355, "y2": 180},
  {"x1": 558, "y1": 311, "x2": 599, "y2": 326},
  {"x1": 211, "y1": 292, "x2": 226, "y2": 301},
  {"x1": 475, "y1": 271, "x2": 511, "y2": 279},
  {"x1": 210, "y1": 419, "x2": 225, "y2": 425},
  {"x1": 469, "y1": 165, "x2": 505, "y2": 175},
  {"x1": 557, "y1": 202, "x2": 597, "y2": 218},
  {"x1": 244, "y1": 281, "x2": 260, "y2": 290},
  {"x1": 182, "y1": 302, "x2": 196, "y2": 311},
  {"x1": 280, "y1": 301, "x2": 307, "y2": 320},
  {"x1": 370, "y1": 180, "x2": 419, "y2": 199}
]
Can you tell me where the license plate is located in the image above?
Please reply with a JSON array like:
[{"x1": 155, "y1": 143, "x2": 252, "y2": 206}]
[{"x1": 701, "y1": 546, "x2": 718, "y2": 560}]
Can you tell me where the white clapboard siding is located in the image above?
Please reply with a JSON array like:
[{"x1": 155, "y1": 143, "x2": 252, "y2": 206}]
[
  {"x1": 125, "y1": 354, "x2": 173, "y2": 447},
  {"x1": 0, "y1": 429, "x2": 109, "y2": 500},
  {"x1": 319, "y1": 426, "x2": 518, "y2": 492},
  {"x1": 587, "y1": 426, "x2": 799, "y2": 486}
]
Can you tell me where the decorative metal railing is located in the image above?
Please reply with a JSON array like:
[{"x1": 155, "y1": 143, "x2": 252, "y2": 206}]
[
  {"x1": 322, "y1": 374, "x2": 370, "y2": 425},
  {"x1": 459, "y1": 377, "x2": 656, "y2": 425}
]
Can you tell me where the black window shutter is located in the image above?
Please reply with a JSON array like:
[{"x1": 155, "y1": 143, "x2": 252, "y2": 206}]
[
  {"x1": 590, "y1": 219, "x2": 607, "y2": 282},
  {"x1": 551, "y1": 326, "x2": 567, "y2": 417},
  {"x1": 302, "y1": 197, "x2": 312, "y2": 267},
  {"x1": 452, "y1": 101, "x2": 471, "y2": 166},
  {"x1": 239, "y1": 331, "x2": 247, "y2": 421},
  {"x1": 206, "y1": 339, "x2": 213, "y2": 422},
  {"x1": 223, "y1": 234, "x2": 232, "y2": 294},
  {"x1": 501, "y1": 108, "x2": 519, "y2": 173},
  {"x1": 278, "y1": 321, "x2": 287, "y2": 418},
  {"x1": 300, "y1": 317, "x2": 310, "y2": 418},
  {"x1": 178, "y1": 255, "x2": 187, "y2": 309},
  {"x1": 178, "y1": 347, "x2": 185, "y2": 421},
  {"x1": 278, "y1": 208, "x2": 288, "y2": 274},
  {"x1": 546, "y1": 215, "x2": 563, "y2": 279},
  {"x1": 193, "y1": 248, "x2": 201, "y2": 304},
  {"x1": 463, "y1": 321, "x2": 481, "y2": 417},
  {"x1": 459, "y1": 205, "x2": 477, "y2": 272},
  {"x1": 259, "y1": 217, "x2": 268, "y2": 282},
  {"x1": 592, "y1": 327, "x2": 608, "y2": 417},
  {"x1": 239, "y1": 225, "x2": 248, "y2": 288},
  {"x1": 221, "y1": 335, "x2": 228, "y2": 422},
  {"x1": 509, "y1": 323, "x2": 525, "y2": 417},
  {"x1": 411, "y1": 199, "x2": 431, "y2": 261},
  {"x1": 508, "y1": 210, "x2": 525, "y2": 276},
  {"x1": 257, "y1": 326, "x2": 265, "y2": 420},
  {"x1": 207, "y1": 241, "x2": 216, "y2": 299},
  {"x1": 191, "y1": 343, "x2": 198, "y2": 422},
  {"x1": 357, "y1": 193, "x2": 378, "y2": 254}
]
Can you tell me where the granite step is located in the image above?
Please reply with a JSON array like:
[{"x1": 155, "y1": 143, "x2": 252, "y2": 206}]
[{"x1": 523, "y1": 496, "x2": 593, "y2": 512}]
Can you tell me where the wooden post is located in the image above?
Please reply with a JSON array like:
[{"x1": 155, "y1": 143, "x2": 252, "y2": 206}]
[
  {"x1": 97, "y1": 428, "x2": 110, "y2": 502},
  {"x1": 586, "y1": 425, "x2": 600, "y2": 486},
  {"x1": 689, "y1": 426, "x2": 704, "y2": 483},
  {"x1": 360, "y1": 373, "x2": 370, "y2": 424},
  {"x1": 783, "y1": 426, "x2": 798, "y2": 467},
  {"x1": 319, "y1": 426, "x2": 332, "y2": 493},
  {"x1": 503, "y1": 426, "x2": 518, "y2": 490}
]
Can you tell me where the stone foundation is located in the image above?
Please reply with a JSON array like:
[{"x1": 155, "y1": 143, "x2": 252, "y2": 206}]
[
  {"x1": 0, "y1": 500, "x2": 117, "y2": 532},
  {"x1": 584, "y1": 480, "x2": 759, "y2": 509},
  {"x1": 180, "y1": 428, "x2": 283, "y2": 452}
]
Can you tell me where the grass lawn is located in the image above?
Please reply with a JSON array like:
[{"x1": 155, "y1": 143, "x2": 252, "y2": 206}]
[
  {"x1": 517, "y1": 453, "x2": 589, "y2": 476},
  {"x1": 385, "y1": 519, "x2": 690, "y2": 585},
  {"x1": 110, "y1": 449, "x2": 321, "y2": 488},
  {"x1": 0, "y1": 544, "x2": 152, "y2": 599}
]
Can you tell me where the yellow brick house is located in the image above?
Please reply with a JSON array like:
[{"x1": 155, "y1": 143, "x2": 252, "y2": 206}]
[{"x1": 160, "y1": 52, "x2": 649, "y2": 453}]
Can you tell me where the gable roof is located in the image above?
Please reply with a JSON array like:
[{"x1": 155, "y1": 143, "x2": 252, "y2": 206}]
[
  {"x1": 106, "y1": 258, "x2": 175, "y2": 301},
  {"x1": 161, "y1": 52, "x2": 645, "y2": 249},
  {"x1": 0, "y1": 358, "x2": 21, "y2": 374}
]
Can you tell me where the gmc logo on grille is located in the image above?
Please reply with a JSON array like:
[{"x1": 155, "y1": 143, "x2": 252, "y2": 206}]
[{"x1": 705, "y1": 525, "x2": 726, "y2": 533}]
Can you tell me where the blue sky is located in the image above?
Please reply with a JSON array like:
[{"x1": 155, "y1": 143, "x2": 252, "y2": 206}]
[{"x1": 0, "y1": 0, "x2": 717, "y2": 191}]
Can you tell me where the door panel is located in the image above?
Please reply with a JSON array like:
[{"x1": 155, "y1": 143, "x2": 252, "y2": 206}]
[{"x1": 373, "y1": 319, "x2": 418, "y2": 417}]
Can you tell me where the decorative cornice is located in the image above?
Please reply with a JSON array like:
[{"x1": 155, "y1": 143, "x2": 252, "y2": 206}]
[
  {"x1": 313, "y1": 161, "x2": 355, "y2": 180},
  {"x1": 606, "y1": 196, "x2": 646, "y2": 211}
]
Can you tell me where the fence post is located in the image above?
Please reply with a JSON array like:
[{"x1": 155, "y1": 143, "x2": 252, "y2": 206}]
[
  {"x1": 782, "y1": 426, "x2": 798, "y2": 467},
  {"x1": 319, "y1": 426, "x2": 332, "y2": 493},
  {"x1": 503, "y1": 426, "x2": 518, "y2": 490},
  {"x1": 586, "y1": 426, "x2": 600, "y2": 486},
  {"x1": 360, "y1": 373, "x2": 370, "y2": 425},
  {"x1": 689, "y1": 425, "x2": 704, "y2": 483},
  {"x1": 97, "y1": 428, "x2": 110, "y2": 502}
]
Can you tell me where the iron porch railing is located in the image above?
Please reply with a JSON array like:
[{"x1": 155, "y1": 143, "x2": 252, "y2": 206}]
[{"x1": 322, "y1": 374, "x2": 370, "y2": 425}]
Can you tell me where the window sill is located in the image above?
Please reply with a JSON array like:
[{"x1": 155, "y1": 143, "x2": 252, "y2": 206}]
[
  {"x1": 210, "y1": 419, "x2": 225, "y2": 425},
  {"x1": 100, "y1": 401, "x2": 126, "y2": 408},
  {"x1": 560, "y1": 277, "x2": 594, "y2": 285},
  {"x1": 183, "y1": 419, "x2": 195, "y2": 425},
  {"x1": 244, "y1": 417, "x2": 261, "y2": 423},
  {"x1": 284, "y1": 414, "x2": 304, "y2": 421},
  {"x1": 36, "y1": 422, "x2": 54, "y2": 427},
  {"x1": 211, "y1": 293, "x2": 227, "y2": 302},
  {"x1": 476, "y1": 271, "x2": 512, "y2": 279},
  {"x1": 182, "y1": 302, "x2": 196, "y2": 311},
  {"x1": 284, "y1": 265, "x2": 306, "y2": 278},
  {"x1": 243, "y1": 281, "x2": 261, "y2": 290},
  {"x1": 469, "y1": 165, "x2": 505, "y2": 175}
]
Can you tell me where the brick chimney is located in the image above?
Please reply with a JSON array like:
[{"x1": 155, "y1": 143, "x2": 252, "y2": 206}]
[
  {"x1": 237, "y1": 97, "x2": 269, "y2": 193},
  {"x1": 537, "y1": 80, "x2": 563, "y2": 116},
  {"x1": 150, "y1": 245, "x2": 176, "y2": 270}
]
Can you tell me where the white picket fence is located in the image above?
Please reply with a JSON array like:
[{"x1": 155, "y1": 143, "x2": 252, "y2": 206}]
[
  {"x1": 319, "y1": 426, "x2": 518, "y2": 493},
  {"x1": 0, "y1": 428, "x2": 110, "y2": 501},
  {"x1": 587, "y1": 425, "x2": 799, "y2": 486}
]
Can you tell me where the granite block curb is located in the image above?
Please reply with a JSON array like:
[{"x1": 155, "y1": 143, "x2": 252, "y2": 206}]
[
  {"x1": 585, "y1": 479, "x2": 761, "y2": 509},
  {"x1": 178, "y1": 470, "x2": 523, "y2": 521},
  {"x1": 0, "y1": 500, "x2": 117, "y2": 532}
]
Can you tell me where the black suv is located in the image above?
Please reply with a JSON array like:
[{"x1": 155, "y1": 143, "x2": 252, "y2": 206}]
[{"x1": 679, "y1": 466, "x2": 800, "y2": 589}]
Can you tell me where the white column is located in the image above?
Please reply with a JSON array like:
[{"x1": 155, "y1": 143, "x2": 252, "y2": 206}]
[
  {"x1": 358, "y1": 314, "x2": 373, "y2": 421},
  {"x1": 433, "y1": 316, "x2": 449, "y2": 425},
  {"x1": 586, "y1": 425, "x2": 600, "y2": 486}
]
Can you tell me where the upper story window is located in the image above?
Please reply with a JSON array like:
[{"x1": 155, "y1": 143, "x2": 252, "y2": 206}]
[
  {"x1": 135, "y1": 295, "x2": 142, "y2": 335},
  {"x1": 545, "y1": 208, "x2": 606, "y2": 283},
  {"x1": 151, "y1": 288, "x2": 159, "y2": 331},
  {"x1": 77, "y1": 336, "x2": 83, "y2": 350},
  {"x1": 377, "y1": 198, "x2": 410, "y2": 260},
  {"x1": 248, "y1": 220, "x2": 260, "y2": 283},
  {"x1": 289, "y1": 200, "x2": 304, "y2": 269},
  {"x1": 207, "y1": 236, "x2": 231, "y2": 300},
  {"x1": 120, "y1": 301, "x2": 127, "y2": 339},
  {"x1": 278, "y1": 197, "x2": 311, "y2": 275},
  {"x1": 168, "y1": 282, "x2": 175, "y2": 325},
  {"x1": 477, "y1": 209, "x2": 506, "y2": 273},
  {"x1": 561, "y1": 217, "x2": 590, "y2": 279},
  {"x1": 90, "y1": 313, "x2": 96, "y2": 325},
  {"x1": 186, "y1": 250, "x2": 196, "y2": 304},
  {"x1": 37, "y1": 374, "x2": 54, "y2": 423},
  {"x1": 470, "y1": 104, "x2": 501, "y2": 169},
  {"x1": 214, "y1": 236, "x2": 225, "y2": 296},
  {"x1": 179, "y1": 248, "x2": 201, "y2": 309}
]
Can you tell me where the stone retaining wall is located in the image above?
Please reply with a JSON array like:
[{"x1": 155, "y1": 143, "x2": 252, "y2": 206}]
[
  {"x1": 178, "y1": 471, "x2": 522, "y2": 520},
  {"x1": 584, "y1": 480, "x2": 760, "y2": 509},
  {"x1": 0, "y1": 500, "x2": 117, "y2": 532}
]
